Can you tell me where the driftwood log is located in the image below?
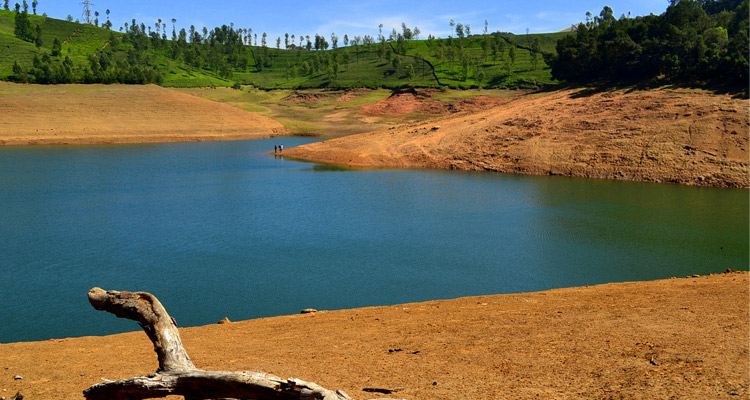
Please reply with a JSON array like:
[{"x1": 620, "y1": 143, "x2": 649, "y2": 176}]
[{"x1": 83, "y1": 287, "x2": 354, "y2": 400}]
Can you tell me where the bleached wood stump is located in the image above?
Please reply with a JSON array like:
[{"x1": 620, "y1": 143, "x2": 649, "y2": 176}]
[{"x1": 83, "y1": 287, "x2": 354, "y2": 400}]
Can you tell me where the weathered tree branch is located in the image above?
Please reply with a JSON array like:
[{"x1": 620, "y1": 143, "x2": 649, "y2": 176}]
[
  {"x1": 84, "y1": 287, "x2": 354, "y2": 400},
  {"x1": 88, "y1": 288, "x2": 195, "y2": 372}
]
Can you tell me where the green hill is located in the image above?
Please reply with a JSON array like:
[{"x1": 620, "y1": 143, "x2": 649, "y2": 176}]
[
  {"x1": 0, "y1": 10, "x2": 229, "y2": 86},
  {"x1": 0, "y1": 9, "x2": 566, "y2": 89},
  {"x1": 546, "y1": 0, "x2": 748, "y2": 90}
]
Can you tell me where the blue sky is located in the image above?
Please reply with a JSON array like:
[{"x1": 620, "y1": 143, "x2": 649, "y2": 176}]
[{"x1": 36, "y1": 1, "x2": 669, "y2": 41}]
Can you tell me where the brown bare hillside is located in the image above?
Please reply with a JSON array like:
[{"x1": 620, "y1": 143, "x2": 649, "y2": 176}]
[
  {"x1": 360, "y1": 88, "x2": 512, "y2": 116},
  {"x1": 0, "y1": 272, "x2": 747, "y2": 399},
  {"x1": 285, "y1": 89, "x2": 749, "y2": 188},
  {"x1": 0, "y1": 82, "x2": 288, "y2": 145}
]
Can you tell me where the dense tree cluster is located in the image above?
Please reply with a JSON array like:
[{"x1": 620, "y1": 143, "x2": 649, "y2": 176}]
[
  {"x1": 12, "y1": 25, "x2": 164, "y2": 84},
  {"x1": 8, "y1": 3, "x2": 161, "y2": 84},
  {"x1": 83, "y1": 38, "x2": 164, "y2": 84},
  {"x1": 14, "y1": 5, "x2": 42, "y2": 46},
  {"x1": 14, "y1": 39, "x2": 164, "y2": 84},
  {"x1": 431, "y1": 31, "x2": 523, "y2": 81},
  {"x1": 546, "y1": 0, "x2": 748, "y2": 87},
  {"x1": 159, "y1": 22, "x2": 254, "y2": 77}
]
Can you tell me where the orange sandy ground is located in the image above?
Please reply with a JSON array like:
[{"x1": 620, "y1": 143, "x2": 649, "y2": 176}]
[
  {"x1": 285, "y1": 88, "x2": 749, "y2": 188},
  {"x1": 0, "y1": 82, "x2": 288, "y2": 145},
  {"x1": 1, "y1": 272, "x2": 747, "y2": 400},
  {"x1": 0, "y1": 84, "x2": 747, "y2": 399}
]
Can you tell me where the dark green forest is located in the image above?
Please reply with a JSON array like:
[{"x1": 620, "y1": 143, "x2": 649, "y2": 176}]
[
  {"x1": 2, "y1": 0, "x2": 748, "y2": 90},
  {"x1": 546, "y1": 0, "x2": 748, "y2": 88}
]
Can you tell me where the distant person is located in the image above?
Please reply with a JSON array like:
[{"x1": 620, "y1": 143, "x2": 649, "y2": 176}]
[
  {"x1": 279, "y1": 144, "x2": 284, "y2": 153},
  {"x1": 274, "y1": 145, "x2": 278, "y2": 153}
]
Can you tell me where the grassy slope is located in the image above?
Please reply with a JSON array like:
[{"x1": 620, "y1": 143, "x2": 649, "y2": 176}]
[
  {"x1": 0, "y1": 11, "x2": 38, "y2": 76},
  {"x1": 0, "y1": 10, "x2": 229, "y2": 86},
  {"x1": 0, "y1": 9, "x2": 568, "y2": 89},
  {"x1": 401, "y1": 32, "x2": 566, "y2": 85},
  {"x1": 230, "y1": 46, "x2": 440, "y2": 89}
]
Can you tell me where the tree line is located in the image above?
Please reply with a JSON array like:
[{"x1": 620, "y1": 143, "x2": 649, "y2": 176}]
[
  {"x1": 6, "y1": 0, "x2": 747, "y2": 89},
  {"x1": 11, "y1": 0, "x2": 41, "y2": 47},
  {"x1": 5, "y1": 1, "x2": 547, "y2": 88},
  {"x1": 8, "y1": 0, "x2": 160, "y2": 84},
  {"x1": 545, "y1": 0, "x2": 748, "y2": 88}
]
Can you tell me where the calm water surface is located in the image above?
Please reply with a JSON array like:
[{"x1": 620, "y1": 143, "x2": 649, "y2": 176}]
[{"x1": 0, "y1": 138, "x2": 747, "y2": 343}]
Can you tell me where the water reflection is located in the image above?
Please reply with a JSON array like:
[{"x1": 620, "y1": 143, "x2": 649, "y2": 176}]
[{"x1": 310, "y1": 163, "x2": 354, "y2": 172}]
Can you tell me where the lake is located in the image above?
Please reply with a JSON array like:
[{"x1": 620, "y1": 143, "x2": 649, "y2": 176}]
[{"x1": 0, "y1": 138, "x2": 747, "y2": 343}]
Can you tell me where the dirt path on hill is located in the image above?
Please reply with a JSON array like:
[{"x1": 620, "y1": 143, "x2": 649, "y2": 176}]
[
  {"x1": 285, "y1": 89, "x2": 749, "y2": 188},
  {"x1": 0, "y1": 82, "x2": 288, "y2": 145},
  {"x1": 0, "y1": 272, "x2": 747, "y2": 400}
]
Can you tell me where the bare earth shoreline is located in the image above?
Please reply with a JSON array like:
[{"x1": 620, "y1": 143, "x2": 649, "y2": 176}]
[
  {"x1": 1, "y1": 273, "x2": 747, "y2": 400},
  {"x1": 285, "y1": 88, "x2": 749, "y2": 188},
  {"x1": 1, "y1": 83, "x2": 748, "y2": 399},
  {"x1": 0, "y1": 82, "x2": 288, "y2": 145},
  {"x1": 1, "y1": 82, "x2": 747, "y2": 188}
]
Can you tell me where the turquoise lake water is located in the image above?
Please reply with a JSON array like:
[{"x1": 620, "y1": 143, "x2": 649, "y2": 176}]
[{"x1": 0, "y1": 137, "x2": 747, "y2": 343}]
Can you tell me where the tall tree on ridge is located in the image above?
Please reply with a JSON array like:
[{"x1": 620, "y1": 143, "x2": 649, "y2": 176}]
[
  {"x1": 104, "y1": 9, "x2": 111, "y2": 29},
  {"x1": 51, "y1": 37, "x2": 61, "y2": 56},
  {"x1": 34, "y1": 24, "x2": 41, "y2": 47},
  {"x1": 455, "y1": 22, "x2": 464, "y2": 38},
  {"x1": 482, "y1": 33, "x2": 491, "y2": 61},
  {"x1": 531, "y1": 37, "x2": 540, "y2": 70},
  {"x1": 352, "y1": 35, "x2": 361, "y2": 61},
  {"x1": 14, "y1": 5, "x2": 34, "y2": 42}
]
